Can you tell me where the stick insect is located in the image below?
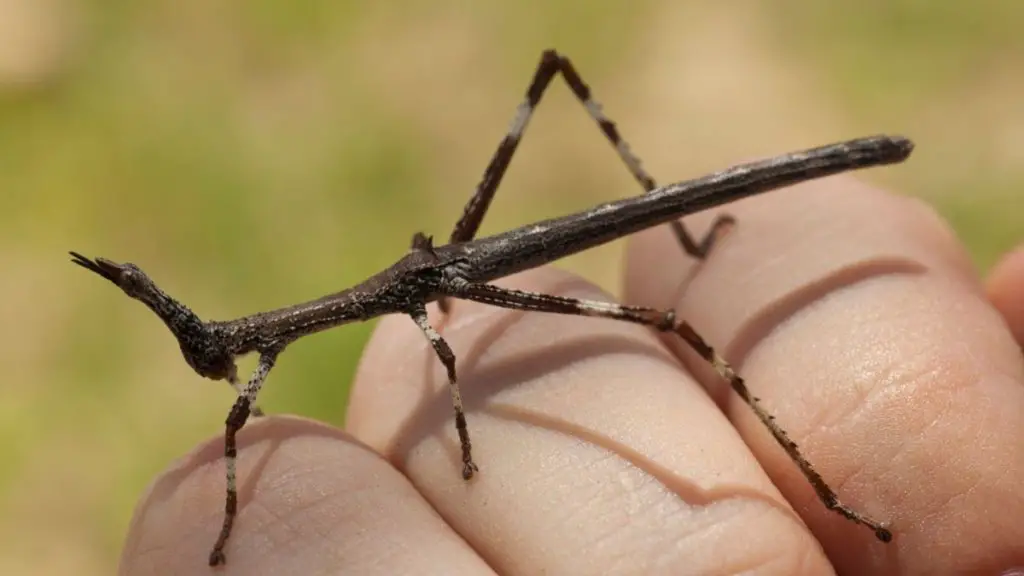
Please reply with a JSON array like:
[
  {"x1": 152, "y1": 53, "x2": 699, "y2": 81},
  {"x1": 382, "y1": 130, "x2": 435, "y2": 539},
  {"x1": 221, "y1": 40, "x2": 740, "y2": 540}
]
[{"x1": 71, "y1": 50, "x2": 914, "y2": 566}]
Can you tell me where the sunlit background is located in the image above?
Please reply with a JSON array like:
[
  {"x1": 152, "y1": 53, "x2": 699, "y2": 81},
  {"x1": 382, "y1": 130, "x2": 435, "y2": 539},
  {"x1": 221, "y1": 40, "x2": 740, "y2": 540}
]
[{"x1": 1, "y1": 1, "x2": 1021, "y2": 573}]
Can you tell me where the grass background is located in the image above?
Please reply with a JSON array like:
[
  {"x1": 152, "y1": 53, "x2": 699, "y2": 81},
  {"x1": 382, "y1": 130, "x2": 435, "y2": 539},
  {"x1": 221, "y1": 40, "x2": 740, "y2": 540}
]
[{"x1": 0, "y1": 1, "x2": 1021, "y2": 573}]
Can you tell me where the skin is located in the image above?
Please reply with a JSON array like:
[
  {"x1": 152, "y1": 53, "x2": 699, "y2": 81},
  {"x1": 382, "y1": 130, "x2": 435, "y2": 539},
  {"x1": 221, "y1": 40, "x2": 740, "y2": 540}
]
[{"x1": 119, "y1": 177, "x2": 1024, "y2": 576}]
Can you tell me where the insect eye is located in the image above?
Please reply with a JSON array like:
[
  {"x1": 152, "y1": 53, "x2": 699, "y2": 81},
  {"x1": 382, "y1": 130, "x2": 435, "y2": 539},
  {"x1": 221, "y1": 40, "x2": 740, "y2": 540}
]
[{"x1": 119, "y1": 265, "x2": 146, "y2": 292}]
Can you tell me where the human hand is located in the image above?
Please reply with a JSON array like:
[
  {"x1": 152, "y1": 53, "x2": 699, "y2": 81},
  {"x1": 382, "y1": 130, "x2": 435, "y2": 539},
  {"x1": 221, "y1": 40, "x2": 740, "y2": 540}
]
[{"x1": 119, "y1": 177, "x2": 1024, "y2": 575}]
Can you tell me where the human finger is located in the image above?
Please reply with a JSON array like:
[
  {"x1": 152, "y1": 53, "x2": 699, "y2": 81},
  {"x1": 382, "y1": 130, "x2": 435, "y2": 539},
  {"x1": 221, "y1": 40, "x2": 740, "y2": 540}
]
[
  {"x1": 347, "y1": 267, "x2": 836, "y2": 576},
  {"x1": 119, "y1": 416, "x2": 496, "y2": 576},
  {"x1": 623, "y1": 176, "x2": 1024, "y2": 574},
  {"x1": 986, "y1": 245, "x2": 1024, "y2": 347}
]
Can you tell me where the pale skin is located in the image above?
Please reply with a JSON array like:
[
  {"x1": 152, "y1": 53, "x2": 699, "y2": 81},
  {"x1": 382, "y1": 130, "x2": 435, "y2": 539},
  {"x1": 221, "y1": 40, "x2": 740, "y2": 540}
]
[{"x1": 119, "y1": 177, "x2": 1024, "y2": 575}]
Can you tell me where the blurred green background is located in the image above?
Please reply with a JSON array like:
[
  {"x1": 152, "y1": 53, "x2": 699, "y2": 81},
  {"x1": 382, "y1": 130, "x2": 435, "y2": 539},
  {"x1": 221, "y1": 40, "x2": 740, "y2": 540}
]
[{"x1": 0, "y1": 0, "x2": 1020, "y2": 573}]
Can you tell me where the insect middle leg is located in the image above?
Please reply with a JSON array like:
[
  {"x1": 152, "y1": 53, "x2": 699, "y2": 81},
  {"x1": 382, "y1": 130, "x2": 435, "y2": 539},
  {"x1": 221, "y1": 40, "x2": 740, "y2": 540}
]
[
  {"x1": 444, "y1": 280, "x2": 893, "y2": 542},
  {"x1": 446, "y1": 49, "x2": 734, "y2": 263},
  {"x1": 408, "y1": 303, "x2": 478, "y2": 478}
]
